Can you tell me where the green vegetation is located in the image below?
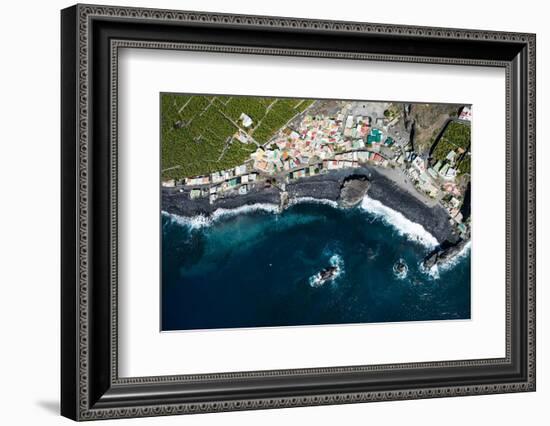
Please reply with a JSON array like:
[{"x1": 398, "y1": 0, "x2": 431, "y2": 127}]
[
  {"x1": 431, "y1": 121, "x2": 471, "y2": 166},
  {"x1": 295, "y1": 99, "x2": 315, "y2": 113},
  {"x1": 383, "y1": 104, "x2": 401, "y2": 120},
  {"x1": 410, "y1": 103, "x2": 460, "y2": 155},
  {"x1": 458, "y1": 153, "x2": 471, "y2": 175},
  {"x1": 432, "y1": 138, "x2": 455, "y2": 162},
  {"x1": 161, "y1": 94, "x2": 314, "y2": 180},
  {"x1": 442, "y1": 121, "x2": 470, "y2": 149},
  {"x1": 220, "y1": 97, "x2": 268, "y2": 122},
  {"x1": 251, "y1": 98, "x2": 314, "y2": 144}
]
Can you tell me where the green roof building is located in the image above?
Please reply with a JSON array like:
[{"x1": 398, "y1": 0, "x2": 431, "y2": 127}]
[{"x1": 367, "y1": 128, "x2": 383, "y2": 144}]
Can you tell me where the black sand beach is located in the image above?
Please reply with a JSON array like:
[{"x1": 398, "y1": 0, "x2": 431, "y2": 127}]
[{"x1": 161, "y1": 166, "x2": 454, "y2": 244}]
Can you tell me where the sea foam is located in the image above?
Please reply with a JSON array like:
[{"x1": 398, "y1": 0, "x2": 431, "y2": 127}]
[
  {"x1": 211, "y1": 203, "x2": 280, "y2": 222},
  {"x1": 162, "y1": 210, "x2": 211, "y2": 229},
  {"x1": 162, "y1": 203, "x2": 280, "y2": 229},
  {"x1": 164, "y1": 194, "x2": 440, "y2": 251},
  {"x1": 360, "y1": 195, "x2": 439, "y2": 249},
  {"x1": 289, "y1": 197, "x2": 339, "y2": 209}
]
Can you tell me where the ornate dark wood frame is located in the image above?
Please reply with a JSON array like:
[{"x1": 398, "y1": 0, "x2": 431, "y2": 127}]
[{"x1": 61, "y1": 3, "x2": 536, "y2": 421}]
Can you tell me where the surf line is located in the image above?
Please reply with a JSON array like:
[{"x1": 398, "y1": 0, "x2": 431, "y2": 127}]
[
  {"x1": 359, "y1": 194, "x2": 439, "y2": 249},
  {"x1": 162, "y1": 203, "x2": 280, "y2": 229},
  {"x1": 163, "y1": 194, "x2": 440, "y2": 251}
]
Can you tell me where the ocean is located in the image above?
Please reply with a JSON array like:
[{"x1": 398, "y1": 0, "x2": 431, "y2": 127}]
[{"x1": 161, "y1": 196, "x2": 471, "y2": 331}]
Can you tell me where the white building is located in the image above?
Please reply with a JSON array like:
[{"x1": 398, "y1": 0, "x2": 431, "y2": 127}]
[
  {"x1": 325, "y1": 160, "x2": 340, "y2": 170},
  {"x1": 235, "y1": 130, "x2": 249, "y2": 144},
  {"x1": 239, "y1": 113, "x2": 253, "y2": 128},
  {"x1": 446, "y1": 150, "x2": 457, "y2": 162},
  {"x1": 459, "y1": 106, "x2": 472, "y2": 122},
  {"x1": 445, "y1": 167, "x2": 458, "y2": 180},
  {"x1": 185, "y1": 176, "x2": 210, "y2": 186},
  {"x1": 412, "y1": 156, "x2": 426, "y2": 172},
  {"x1": 450, "y1": 197, "x2": 461, "y2": 208},
  {"x1": 235, "y1": 164, "x2": 247, "y2": 176},
  {"x1": 357, "y1": 151, "x2": 370, "y2": 162},
  {"x1": 211, "y1": 172, "x2": 223, "y2": 183}
]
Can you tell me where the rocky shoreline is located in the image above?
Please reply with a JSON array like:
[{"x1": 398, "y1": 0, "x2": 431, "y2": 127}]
[
  {"x1": 422, "y1": 238, "x2": 470, "y2": 270},
  {"x1": 162, "y1": 185, "x2": 281, "y2": 217},
  {"x1": 162, "y1": 166, "x2": 457, "y2": 245},
  {"x1": 363, "y1": 167, "x2": 457, "y2": 244}
]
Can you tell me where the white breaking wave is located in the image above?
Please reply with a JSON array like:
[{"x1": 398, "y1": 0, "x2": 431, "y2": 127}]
[
  {"x1": 329, "y1": 253, "x2": 344, "y2": 269},
  {"x1": 289, "y1": 197, "x2": 339, "y2": 209},
  {"x1": 421, "y1": 240, "x2": 472, "y2": 279},
  {"x1": 164, "y1": 194, "x2": 440, "y2": 251},
  {"x1": 211, "y1": 203, "x2": 280, "y2": 222},
  {"x1": 162, "y1": 210, "x2": 211, "y2": 229},
  {"x1": 164, "y1": 197, "x2": 341, "y2": 230},
  {"x1": 162, "y1": 203, "x2": 280, "y2": 229},
  {"x1": 360, "y1": 195, "x2": 438, "y2": 249}
]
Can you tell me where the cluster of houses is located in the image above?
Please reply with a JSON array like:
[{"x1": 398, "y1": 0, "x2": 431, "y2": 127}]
[
  {"x1": 336, "y1": 150, "x2": 389, "y2": 166},
  {"x1": 171, "y1": 105, "x2": 470, "y2": 237},
  {"x1": 404, "y1": 140, "x2": 469, "y2": 202},
  {"x1": 183, "y1": 164, "x2": 254, "y2": 187},
  {"x1": 343, "y1": 113, "x2": 370, "y2": 138},
  {"x1": 433, "y1": 147, "x2": 470, "y2": 236},
  {"x1": 285, "y1": 151, "x2": 392, "y2": 181},
  {"x1": 402, "y1": 150, "x2": 469, "y2": 237},
  {"x1": 174, "y1": 109, "x2": 405, "y2": 204},
  {"x1": 181, "y1": 164, "x2": 258, "y2": 203},
  {"x1": 441, "y1": 194, "x2": 468, "y2": 234},
  {"x1": 289, "y1": 165, "x2": 321, "y2": 180},
  {"x1": 250, "y1": 115, "x2": 340, "y2": 174},
  {"x1": 436, "y1": 187, "x2": 469, "y2": 238},
  {"x1": 405, "y1": 155, "x2": 441, "y2": 199},
  {"x1": 250, "y1": 113, "x2": 393, "y2": 175}
]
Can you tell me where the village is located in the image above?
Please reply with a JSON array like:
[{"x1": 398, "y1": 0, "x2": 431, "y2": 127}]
[{"x1": 163, "y1": 101, "x2": 472, "y2": 240}]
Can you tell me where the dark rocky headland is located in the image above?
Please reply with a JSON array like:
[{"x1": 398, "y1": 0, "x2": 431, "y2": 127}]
[{"x1": 422, "y1": 238, "x2": 470, "y2": 270}]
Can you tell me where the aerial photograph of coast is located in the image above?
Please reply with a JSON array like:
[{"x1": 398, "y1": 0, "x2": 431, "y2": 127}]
[{"x1": 160, "y1": 93, "x2": 472, "y2": 331}]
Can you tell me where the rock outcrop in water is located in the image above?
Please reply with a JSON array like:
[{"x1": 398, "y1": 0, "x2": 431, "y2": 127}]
[
  {"x1": 338, "y1": 175, "x2": 370, "y2": 208},
  {"x1": 422, "y1": 239, "x2": 469, "y2": 269}
]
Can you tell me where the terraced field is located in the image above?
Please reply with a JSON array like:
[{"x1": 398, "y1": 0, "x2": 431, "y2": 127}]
[
  {"x1": 431, "y1": 121, "x2": 471, "y2": 176},
  {"x1": 161, "y1": 93, "x2": 314, "y2": 180}
]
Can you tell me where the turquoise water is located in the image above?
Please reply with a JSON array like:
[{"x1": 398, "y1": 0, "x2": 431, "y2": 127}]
[{"x1": 161, "y1": 198, "x2": 471, "y2": 331}]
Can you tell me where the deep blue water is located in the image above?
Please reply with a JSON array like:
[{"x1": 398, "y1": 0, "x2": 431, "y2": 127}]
[{"x1": 161, "y1": 200, "x2": 471, "y2": 331}]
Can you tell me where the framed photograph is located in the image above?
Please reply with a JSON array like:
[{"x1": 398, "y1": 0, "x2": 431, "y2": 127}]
[{"x1": 61, "y1": 4, "x2": 536, "y2": 421}]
